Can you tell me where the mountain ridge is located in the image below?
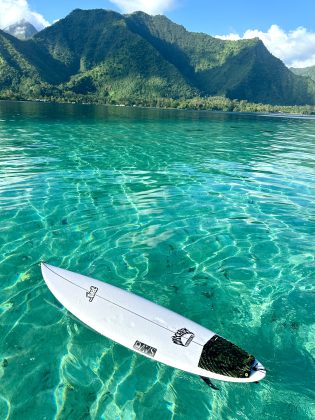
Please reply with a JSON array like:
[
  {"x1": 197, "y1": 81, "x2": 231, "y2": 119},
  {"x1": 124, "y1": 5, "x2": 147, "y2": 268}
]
[
  {"x1": 291, "y1": 65, "x2": 315, "y2": 82},
  {"x1": 1, "y1": 8, "x2": 315, "y2": 106}
]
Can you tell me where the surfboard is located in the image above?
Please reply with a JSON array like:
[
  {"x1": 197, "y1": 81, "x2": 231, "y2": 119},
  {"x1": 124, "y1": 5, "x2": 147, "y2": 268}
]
[{"x1": 41, "y1": 263, "x2": 266, "y2": 383}]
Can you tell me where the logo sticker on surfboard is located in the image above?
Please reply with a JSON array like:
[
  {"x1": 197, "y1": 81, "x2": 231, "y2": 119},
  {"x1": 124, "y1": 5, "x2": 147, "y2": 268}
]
[
  {"x1": 172, "y1": 328, "x2": 195, "y2": 346},
  {"x1": 133, "y1": 340, "x2": 157, "y2": 358},
  {"x1": 86, "y1": 286, "x2": 98, "y2": 302}
]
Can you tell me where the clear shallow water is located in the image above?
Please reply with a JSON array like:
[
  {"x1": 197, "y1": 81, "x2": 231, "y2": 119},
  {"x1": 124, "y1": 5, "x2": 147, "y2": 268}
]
[{"x1": 0, "y1": 102, "x2": 314, "y2": 420}]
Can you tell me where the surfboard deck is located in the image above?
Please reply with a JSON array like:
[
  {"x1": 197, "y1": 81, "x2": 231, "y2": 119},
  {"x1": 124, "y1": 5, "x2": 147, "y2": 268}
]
[{"x1": 41, "y1": 263, "x2": 266, "y2": 383}]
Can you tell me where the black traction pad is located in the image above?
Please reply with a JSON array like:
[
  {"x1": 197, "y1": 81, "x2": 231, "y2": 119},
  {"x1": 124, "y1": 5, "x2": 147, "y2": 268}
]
[{"x1": 198, "y1": 335, "x2": 255, "y2": 378}]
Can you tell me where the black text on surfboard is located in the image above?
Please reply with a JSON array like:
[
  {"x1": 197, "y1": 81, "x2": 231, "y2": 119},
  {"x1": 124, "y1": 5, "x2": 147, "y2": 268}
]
[
  {"x1": 133, "y1": 340, "x2": 157, "y2": 358},
  {"x1": 86, "y1": 286, "x2": 98, "y2": 302},
  {"x1": 172, "y1": 328, "x2": 195, "y2": 347}
]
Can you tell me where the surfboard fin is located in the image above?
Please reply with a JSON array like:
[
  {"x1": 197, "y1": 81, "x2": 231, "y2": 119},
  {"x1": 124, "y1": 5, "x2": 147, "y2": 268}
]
[{"x1": 200, "y1": 376, "x2": 220, "y2": 390}]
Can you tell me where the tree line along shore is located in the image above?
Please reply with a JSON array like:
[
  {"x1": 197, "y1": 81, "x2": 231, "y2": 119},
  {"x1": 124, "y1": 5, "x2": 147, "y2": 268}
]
[{"x1": 1, "y1": 92, "x2": 314, "y2": 115}]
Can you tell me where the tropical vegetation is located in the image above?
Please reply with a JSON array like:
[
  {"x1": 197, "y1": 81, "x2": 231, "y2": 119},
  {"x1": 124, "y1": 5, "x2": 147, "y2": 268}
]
[{"x1": 1, "y1": 9, "x2": 315, "y2": 114}]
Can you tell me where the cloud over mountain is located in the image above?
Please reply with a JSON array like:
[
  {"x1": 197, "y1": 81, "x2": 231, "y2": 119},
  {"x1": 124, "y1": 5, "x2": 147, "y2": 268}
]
[
  {"x1": 0, "y1": 0, "x2": 49, "y2": 30},
  {"x1": 109, "y1": 0, "x2": 176, "y2": 14},
  {"x1": 216, "y1": 25, "x2": 315, "y2": 68}
]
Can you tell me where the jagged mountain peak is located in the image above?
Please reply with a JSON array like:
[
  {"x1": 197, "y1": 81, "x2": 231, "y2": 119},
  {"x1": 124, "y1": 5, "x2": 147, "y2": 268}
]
[{"x1": 3, "y1": 19, "x2": 38, "y2": 40}]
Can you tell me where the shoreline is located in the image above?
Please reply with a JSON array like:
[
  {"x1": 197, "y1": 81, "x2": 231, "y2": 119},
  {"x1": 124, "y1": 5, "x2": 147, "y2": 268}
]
[{"x1": 0, "y1": 97, "x2": 314, "y2": 118}]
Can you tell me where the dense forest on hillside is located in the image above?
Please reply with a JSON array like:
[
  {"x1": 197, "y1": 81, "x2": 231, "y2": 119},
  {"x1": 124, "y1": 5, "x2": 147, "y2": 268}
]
[{"x1": 1, "y1": 9, "x2": 315, "y2": 113}]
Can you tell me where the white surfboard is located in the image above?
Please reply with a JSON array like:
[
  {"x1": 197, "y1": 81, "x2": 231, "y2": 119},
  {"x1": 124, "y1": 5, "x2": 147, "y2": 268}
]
[{"x1": 41, "y1": 263, "x2": 266, "y2": 383}]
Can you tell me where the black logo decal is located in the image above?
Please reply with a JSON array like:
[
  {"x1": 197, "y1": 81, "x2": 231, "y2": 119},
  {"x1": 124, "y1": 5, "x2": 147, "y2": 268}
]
[
  {"x1": 86, "y1": 286, "x2": 98, "y2": 302},
  {"x1": 133, "y1": 340, "x2": 157, "y2": 358},
  {"x1": 172, "y1": 328, "x2": 195, "y2": 347}
]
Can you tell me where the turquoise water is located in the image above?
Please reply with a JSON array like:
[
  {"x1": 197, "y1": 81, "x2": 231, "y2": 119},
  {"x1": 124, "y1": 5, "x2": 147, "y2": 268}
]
[{"x1": 0, "y1": 102, "x2": 314, "y2": 419}]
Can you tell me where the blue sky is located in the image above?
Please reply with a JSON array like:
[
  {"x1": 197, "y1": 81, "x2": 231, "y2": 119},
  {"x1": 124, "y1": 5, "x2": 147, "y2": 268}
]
[
  {"x1": 27, "y1": 0, "x2": 315, "y2": 35},
  {"x1": 1, "y1": 0, "x2": 315, "y2": 67}
]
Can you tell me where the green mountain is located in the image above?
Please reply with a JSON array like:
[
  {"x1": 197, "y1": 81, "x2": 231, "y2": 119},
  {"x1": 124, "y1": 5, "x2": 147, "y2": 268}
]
[
  {"x1": 0, "y1": 27, "x2": 74, "y2": 99},
  {"x1": 1, "y1": 8, "x2": 315, "y2": 105},
  {"x1": 290, "y1": 66, "x2": 315, "y2": 82}
]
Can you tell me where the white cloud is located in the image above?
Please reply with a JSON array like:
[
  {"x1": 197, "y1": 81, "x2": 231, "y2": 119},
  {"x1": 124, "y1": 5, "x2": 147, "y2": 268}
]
[
  {"x1": 215, "y1": 25, "x2": 315, "y2": 68},
  {"x1": 109, "y1": 0, "x2": 176, "y2": 15},
  {"x1": 0, "y1": 0, "x2": 49, "y2": 30}
]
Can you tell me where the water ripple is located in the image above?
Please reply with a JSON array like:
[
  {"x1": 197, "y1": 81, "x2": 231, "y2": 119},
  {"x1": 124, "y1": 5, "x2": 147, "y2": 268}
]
[{"x1": 0, "y1": 103, "x2": 314, "y2": 419}]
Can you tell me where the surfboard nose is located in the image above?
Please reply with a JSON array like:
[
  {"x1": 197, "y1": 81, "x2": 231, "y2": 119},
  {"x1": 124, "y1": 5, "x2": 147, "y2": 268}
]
[{"x1": 250, "y1": 360, "x2": 266, "y2": 381}]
